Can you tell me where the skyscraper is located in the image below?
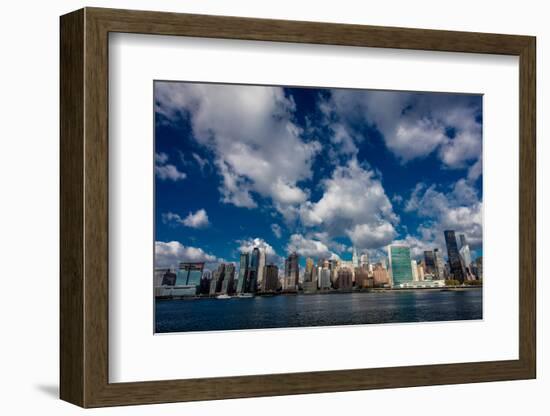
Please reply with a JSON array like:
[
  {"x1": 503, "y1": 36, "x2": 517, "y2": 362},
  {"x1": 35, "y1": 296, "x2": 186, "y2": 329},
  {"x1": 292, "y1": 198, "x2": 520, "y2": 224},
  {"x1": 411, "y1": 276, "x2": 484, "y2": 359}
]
[
  {"x1": 221, "y1": 263, "x2": 236, "y2": 294},
  {"x1": 318, "y1": 267, "x2": 331, "y2": 290},
  {"x1": 458, "y1": 234, "x2": 472, "y2": 274},
  {"x1": 247, "y1": 247, "x2": 260, "y2": 293},
  {"x1": 424, "y1": 250, "x2": 436, "y2": 275},
  {"x1": 214, "y1": 263, "x2": 226, "y2": 293},
  {"x1": 459, "y1": 244, "x2": 472, "y2": 272},
  {"x1": 373, "y1": 264, "x2": 390, "y2": 287},
  {"x1": 433, "y1": 248, "x2": 445, "y2": 280},
  {"x1": 256, "y1": 247, "x2": 266, "y2": 289},
  {"x1": 354, "y1": 267, "x2": 370, "y2": 288},
  {"x1": 352, "y1": 247, "x2": 359, "y2": 268},
  {"x1": 304, "y1": 257, "x2": 315, "y2": 282},
  {"x1": 236, "y1": 252, "x2": 249, "y2": 293},
  {"x1": 285, "y1": 252, "x2": 300, "y2": 289},
  {"x1": 336, "y1": 267, "x2": 353, "y2": 289},
  {"x1": 387, "y1": 244, "x2": 413, "y2": 286},
  {"x1": 459, "y1": 234, "x2": 468, "y2": 249},
  {"x1": 444, "y1": 230, "x2": 465, "y2": 283},
  {"x1": 359, "y1": 253, "x2": 369, "y2": 269},
  {"x1": 411, "y1": 260, "x2": 419, "y2": 281},
  {"x1": 263, "y1": 264, "x2": 279, "y2": 292}
]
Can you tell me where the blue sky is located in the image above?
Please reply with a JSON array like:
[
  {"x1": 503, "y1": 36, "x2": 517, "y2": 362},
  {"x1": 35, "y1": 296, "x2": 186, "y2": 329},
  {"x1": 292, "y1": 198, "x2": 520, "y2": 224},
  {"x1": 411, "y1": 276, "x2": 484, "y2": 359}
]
[{"x1": 154, "y1": 81, "x2": 482, "y2": 270}]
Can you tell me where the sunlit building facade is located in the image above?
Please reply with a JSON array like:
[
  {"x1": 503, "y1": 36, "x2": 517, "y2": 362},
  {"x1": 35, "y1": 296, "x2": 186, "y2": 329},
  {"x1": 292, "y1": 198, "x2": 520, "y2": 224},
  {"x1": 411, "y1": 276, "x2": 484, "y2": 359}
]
[{"x1": 387, "y1": 245, "x2": 413, "y2": 286}]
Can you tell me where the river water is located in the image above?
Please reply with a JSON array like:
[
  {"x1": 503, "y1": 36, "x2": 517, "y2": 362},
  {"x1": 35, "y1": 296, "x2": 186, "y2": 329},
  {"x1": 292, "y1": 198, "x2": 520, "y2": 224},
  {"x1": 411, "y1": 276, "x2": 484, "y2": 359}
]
[{"x1": 155, "y1": 288, "x2": 482, "y2": 333}]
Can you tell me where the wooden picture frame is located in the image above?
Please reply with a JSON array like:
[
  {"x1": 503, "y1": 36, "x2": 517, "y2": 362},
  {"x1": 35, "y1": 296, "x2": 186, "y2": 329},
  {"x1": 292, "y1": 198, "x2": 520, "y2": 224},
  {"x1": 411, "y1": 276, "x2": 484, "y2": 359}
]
[{"x1": 60, "y1": 7, "x2": 536, "y2": 408}]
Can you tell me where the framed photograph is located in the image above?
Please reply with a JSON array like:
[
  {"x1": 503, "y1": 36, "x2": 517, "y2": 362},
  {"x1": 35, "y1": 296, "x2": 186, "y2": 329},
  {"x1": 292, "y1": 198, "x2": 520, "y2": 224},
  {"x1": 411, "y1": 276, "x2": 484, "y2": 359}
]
[{"x1": 60, "y1": 7, "x2": 536, "y2": 408}]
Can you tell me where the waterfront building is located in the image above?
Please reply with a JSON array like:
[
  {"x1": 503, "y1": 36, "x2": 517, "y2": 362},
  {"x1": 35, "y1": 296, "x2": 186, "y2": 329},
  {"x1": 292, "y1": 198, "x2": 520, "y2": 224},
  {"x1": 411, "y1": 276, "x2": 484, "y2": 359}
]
[
  {"x1": 355, "y1": 267, "x2": 370, "y2": 288},
  {"x1": 433, "y1": 248, "x2": 445, "y2": 280},
  {"x1": 209, "y1": 273, "x2": 218, "y2": 295},
  {"x1": 175, "y1": 262, "x2": 204, "y2": 293},
  {"x1": 336, "y1": 267, "x2": 353, "y2": 290},
  {"x1": 411, "y1": 260, "x2": 419, "y2": 281},
  {"x1": 475, "y1": 256, "x2": 483, "y2": 279},
  {"x1": 459, "y1": 235, "x2": 473, "y2": 273},
  {"x1": 304, "y1": 257, "x2": 315, "y2": 282},
  {"x1": 263, "y1": 264, "x2": 279, "y2": 292},
  {"x1": 352, "y1": 247, "x2": 359, "y2": 268},
  {"x1": 339, "y1": 260, "x2": 356, "y2": 283},
  {"x1": 373, "y1": 265, "x2": 390, "y2": 287},
  {"x1": 319, "y1": 267, "x2": 331, "y2": 290},
  {"x1": 214, "y1": 264, "x2": 226, "y2": 293},
  {"x1": 418, "y1": 264, "x2": 425, "y2": 281},
  {"x1": 459, "y1": 234, "x2": 468, "y2": 249},
  {"x1": 285, "y1": 252, "x2": 300, "y2": 290},
  {"x1": 424, "y1": 250, "x2": 436, "y2": 275},
  {"x1": 159, "y1": 269, "x2": 177, "y2": 286},
  {"x1": 154, "y1": 268, "x2": 169, "y2": 287},
  {"x1": 221, "y1": 263, "x2": 236, "y2": 294},
  {"x1": 256, "y1": 248, "x2": 266, "y2": 289},
  {"x1": 444, "y1": 230, "x2": 466, "y2": 282},
  {"x1": 360, "y1": 253, "x2": 369, "y2": 269},
  {"x1": 199, "y1": 271, "x2": 211, "y2": 294},
  {"x1": 236, "y1": 252, "x2": 249, "y2": 293},
  {"x1": 387, "y1": 244, "x2": 413, "y2": 287},
  {"x1": 247, "y1": 247, "x2": 260, "y2": 293}
]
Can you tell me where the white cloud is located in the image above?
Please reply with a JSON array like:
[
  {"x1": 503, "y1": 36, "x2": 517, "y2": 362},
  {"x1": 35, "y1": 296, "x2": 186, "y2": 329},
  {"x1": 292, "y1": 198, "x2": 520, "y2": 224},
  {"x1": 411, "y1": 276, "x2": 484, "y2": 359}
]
[
  {"x1": 271, "y1": 223, "x2": 282, "y2": 239},
  {"x1": 155, "y1": 83, "x2": 320, "y2": 215},
  {"x1": 298, "y1": 158, "x2": 398, "y2": 251},
  {"x1": 155, "y1": 241, "x2": 218, "y2": 268},
  {"x1": 182, "y1": 209, "x2": 209, "y2": 228},
  {"x1": 320, "y1": 90, "x2": 482, "y2": 170},
  {"x1": 404, "y1": 179, "x2": 483, "y2": 251},
  {"x1": 346, "y1": 222, "x2": 397, "y2": 250},
  {"x1": 154, "y1": 152, "x2": 186, "y2": 181},
  {"x1": 236, "y1": 237, "x2": 280, "y2": 264},
  {"x1": 393, "y1": 235, "x2": 436, "y2": 260},
  {"x1": 162, "y1": 209, "x2": 210, "y2": 229},
  {"x1": 286, "y1": 234, "x2": 339, "y2": 260}
]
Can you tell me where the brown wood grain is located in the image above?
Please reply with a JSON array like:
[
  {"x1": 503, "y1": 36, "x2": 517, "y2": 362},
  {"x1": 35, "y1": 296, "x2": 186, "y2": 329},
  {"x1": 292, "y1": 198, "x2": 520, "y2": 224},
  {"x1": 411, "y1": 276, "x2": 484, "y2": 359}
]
[
  {"x1": 60, "y1": 7, "x2": 537, "y2": 408},
  {"x1": 59, "y1": 8, "x2": 85, "y2": 407}
]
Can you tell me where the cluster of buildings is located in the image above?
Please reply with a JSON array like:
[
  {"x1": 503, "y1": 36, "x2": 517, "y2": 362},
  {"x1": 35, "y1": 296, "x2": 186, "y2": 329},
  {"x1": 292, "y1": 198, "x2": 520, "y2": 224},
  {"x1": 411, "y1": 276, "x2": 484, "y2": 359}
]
[{"x1": 154, "y1": 229, "x2": 483, "y2": 299}]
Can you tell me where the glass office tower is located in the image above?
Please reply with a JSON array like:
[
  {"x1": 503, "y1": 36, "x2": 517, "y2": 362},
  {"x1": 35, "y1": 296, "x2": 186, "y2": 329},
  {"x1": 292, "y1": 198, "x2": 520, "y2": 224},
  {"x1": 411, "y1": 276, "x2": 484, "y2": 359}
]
[
  {"x1": 444, "y1": 230, "x2": 465, "y2": 282},
  {"x1": 387, "y1": 244, "x2": 413, "y2": 287},
  {"x1": 175, "y1": 262, "x2": 205, "y2": 289}
]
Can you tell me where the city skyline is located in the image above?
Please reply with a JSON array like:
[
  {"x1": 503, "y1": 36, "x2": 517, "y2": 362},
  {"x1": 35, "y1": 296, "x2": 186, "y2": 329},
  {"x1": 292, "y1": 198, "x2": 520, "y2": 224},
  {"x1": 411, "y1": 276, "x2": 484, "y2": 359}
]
[
  {"x1": 154, "y1": 81, "x2": 483, "y2": 276},
  {"x1": 154, "y1": 227, "x2": 482, "y2": 302}
]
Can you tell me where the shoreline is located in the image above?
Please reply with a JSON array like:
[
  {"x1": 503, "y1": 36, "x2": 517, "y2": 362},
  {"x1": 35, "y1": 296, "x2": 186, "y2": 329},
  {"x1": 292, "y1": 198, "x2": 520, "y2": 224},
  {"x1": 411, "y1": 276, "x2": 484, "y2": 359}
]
[{"x1": 155, "y1": 285, "x2": 482, "y2": 301}]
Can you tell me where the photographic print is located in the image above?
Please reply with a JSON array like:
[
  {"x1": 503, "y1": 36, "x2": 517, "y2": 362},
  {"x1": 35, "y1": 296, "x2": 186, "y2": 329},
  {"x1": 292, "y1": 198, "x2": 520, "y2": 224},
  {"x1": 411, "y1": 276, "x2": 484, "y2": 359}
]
[{"x1": 153, "y1": 81, "x2": 483, "y2": 334}]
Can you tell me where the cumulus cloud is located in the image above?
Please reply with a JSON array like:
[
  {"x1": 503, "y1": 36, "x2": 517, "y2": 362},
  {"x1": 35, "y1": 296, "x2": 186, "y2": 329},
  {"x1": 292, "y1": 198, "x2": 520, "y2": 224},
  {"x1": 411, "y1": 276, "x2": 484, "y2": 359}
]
[
  {"x1": 346, "y1": 222, "x2": 397, "y2": 250},
  {"x1": 298, "y1": 158, "x2": 397, "y2": 251},
  {"x1": 404, "y1": 178, "x2": 483, "y2": 251},
  {"x1": 236, "y1": 237, "x2": 280, "y2": 264},
  {"x1": 155, "y1": 152, "x2": 186, "y2": 181},
  {"x1": 162, "y1": 209, "x2": 210, "y2": 229},
  {"x1": 182, "y1": 209, "x2": 209, "y2": 228},
  {"x1": 286, "y1": 234, "x2": 340, "y2": 260},
  {"x1": 155, "y1": 82, "x2": 321, "y2": 216},
  {"x1": 319, "y1": 90, "x2": 482, "y2": 170},
  {"x1": 393, "y1": 235, "x2": 437, "y2": 260},
  {"x1": 155, "y1": 241, "x2": 218, "y2": 268}
]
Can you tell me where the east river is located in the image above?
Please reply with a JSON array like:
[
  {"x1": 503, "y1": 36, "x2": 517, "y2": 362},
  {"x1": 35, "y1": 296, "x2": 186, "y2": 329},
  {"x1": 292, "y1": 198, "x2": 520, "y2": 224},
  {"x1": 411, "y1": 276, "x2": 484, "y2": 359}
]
[{"x1": 155, "y1": 288, "x2": 482, "y2": 333}]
